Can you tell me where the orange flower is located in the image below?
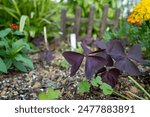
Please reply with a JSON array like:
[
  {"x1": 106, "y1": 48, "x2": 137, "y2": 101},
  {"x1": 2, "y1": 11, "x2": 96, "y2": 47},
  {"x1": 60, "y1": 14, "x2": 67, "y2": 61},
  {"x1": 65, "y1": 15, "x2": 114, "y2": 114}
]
[
  {"x1": 127, "y1": 16, "x2": 142, "y2": 25},
  {"x1": 10, "y1": 24, "x2": 19, "y2": 29},
  {"x1": 127, "y1": 0, "x2": 150, "y2": 25}
]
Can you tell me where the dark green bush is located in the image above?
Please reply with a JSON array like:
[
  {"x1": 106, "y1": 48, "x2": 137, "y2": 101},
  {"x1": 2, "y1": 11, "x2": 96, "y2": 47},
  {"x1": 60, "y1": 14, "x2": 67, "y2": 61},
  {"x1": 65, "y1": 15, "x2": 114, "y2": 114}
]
[
  {"x1": 0, "y1": 28, "x2": 34, "y2": 73},
  {"x1": 0, "y1": 0, "x2": 61, "y2": 38}
]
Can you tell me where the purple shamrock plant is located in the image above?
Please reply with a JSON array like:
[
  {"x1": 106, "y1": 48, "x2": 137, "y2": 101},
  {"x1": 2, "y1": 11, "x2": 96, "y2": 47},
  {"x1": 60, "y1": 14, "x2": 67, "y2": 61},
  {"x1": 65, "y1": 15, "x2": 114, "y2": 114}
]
[
  {"x1": 63, "y1": 38, "x2": 147, "y2": 88},
  {"x1": 39, "y1": 50, "x2": 54, "y2": 63}
]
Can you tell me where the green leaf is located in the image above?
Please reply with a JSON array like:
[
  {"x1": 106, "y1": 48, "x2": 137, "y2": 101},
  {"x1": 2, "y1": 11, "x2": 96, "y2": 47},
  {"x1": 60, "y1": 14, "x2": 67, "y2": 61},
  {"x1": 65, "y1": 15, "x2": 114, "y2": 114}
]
[
  {"x1": 12, "y1": 0, "x2": 21, "y2": 16},
  {"x1": 19, "y1": 15, "x2": 29, "y2": 32},
  {"x1": 38, "y1": 92, "x2": 49, "y2": 100},
  {"x1": 0, "y1": 41, "x2": 5, "y2": 47},
  {"x1": 14, "y1": 30, "x2": 24, "y2": 36},
  {"x1": 15, "y1": 54, "x2": 34, "y2": 69},
  {"x1": 3, "y1": 7, "x2": 19, "y2": 20},
  {"x1": 9, "y1": 46, "x2": 24, "y2": 56},
  {"x1": 0, "y1": 49, "x2": 7, "y2": 57},
  {"x1": 47, "y1": 88, "x2": 61, "y2": 100},
  {"x1": 12, "y1": 39, "x2": 31, "y2": 51},
  {"x1": 13, "y1": 60, "x2": 27, "y2": 72},
  {"x1": 0, "y1": 28, "x2": 11, "y2": 38},
  {"x1": 0, "y1": 58, "x2": 7, "y2": 73},
  {"x1": 1, "y1": 39, "x2": 9, "y2": 48},
  {"x1": 78, "y1": 80, "x2": 91, "y2": 93},
  {"x1": 91, "y1": 76, "x2": 102, "y2": 87},
  {"x1": 38, "y1": 88, "x2": 61, "y2": 100},
  {"x1": 103, "y1": 31, "x2": 113, "y2": 42},
  {"x1": 4, "y1": 59, "x2": 12, "y2": 69},
  {"x1": 12, "y1": 39, "x2": 25, "y2": 48},
  {"x1": 111, "y1": 0, "x2": 117, "y2": 8},
  {"x1": 29, "y1": 30, "x2": 36, "y2": 38},
  {"x1": 100, "y1": 83, "x2": 113, "y2": 95},
  {"x1": 57, "y1": 60, "x2": 68, "y2": 69},
  {"x1": 11, "y1": 39, "x2": 31, "y2": 55}
]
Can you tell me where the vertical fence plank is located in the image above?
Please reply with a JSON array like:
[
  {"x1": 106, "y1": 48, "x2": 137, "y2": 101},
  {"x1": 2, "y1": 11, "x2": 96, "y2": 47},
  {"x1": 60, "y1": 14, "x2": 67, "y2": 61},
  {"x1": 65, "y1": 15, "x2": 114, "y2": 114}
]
[
  {"x1": 73, "y1": 7, "x2": 81, "y2": 39},
  {"x1": 60, "y1": 5, "x2": 120, "y2": 41},
  {"x1": 113, "y1": 9, "x2": 120, "y2": 31},
  {"x1": 99, "y1": 5, "x2": 109, "y2": 39},
  {"x1": 61, "y1": 9, "x2": 67, "y2": 40},
  {"x1": 87, "y1": 5, "x2": 95, "y2": 37}
]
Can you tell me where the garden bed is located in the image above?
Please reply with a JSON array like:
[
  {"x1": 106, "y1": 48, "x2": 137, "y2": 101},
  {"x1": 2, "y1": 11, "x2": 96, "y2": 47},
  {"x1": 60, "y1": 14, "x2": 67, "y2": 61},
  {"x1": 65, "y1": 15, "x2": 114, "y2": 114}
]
[{"x1": 0, "y1": 50, "x2": 149, "y2": 100}]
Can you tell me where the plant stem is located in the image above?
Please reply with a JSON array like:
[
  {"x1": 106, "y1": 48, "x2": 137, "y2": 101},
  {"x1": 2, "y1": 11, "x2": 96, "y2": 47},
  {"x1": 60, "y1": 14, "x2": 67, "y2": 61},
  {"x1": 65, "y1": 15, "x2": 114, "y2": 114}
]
[
  {"x1": 128, "y1": 76, "x2": 150, "y2": 99},
  {"x1": 113, "y1": 91, "x2": 130, "y2": 100},
  {"x1": 125, "y1": 91, "x2": 146, "y2": 100}
]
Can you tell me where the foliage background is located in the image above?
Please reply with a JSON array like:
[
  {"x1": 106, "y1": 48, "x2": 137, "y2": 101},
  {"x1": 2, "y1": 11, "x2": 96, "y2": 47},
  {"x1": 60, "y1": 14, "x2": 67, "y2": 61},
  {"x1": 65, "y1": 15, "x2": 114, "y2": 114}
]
[{"x1": 0, "y1": 0, "x2": 61, "y2": 39}]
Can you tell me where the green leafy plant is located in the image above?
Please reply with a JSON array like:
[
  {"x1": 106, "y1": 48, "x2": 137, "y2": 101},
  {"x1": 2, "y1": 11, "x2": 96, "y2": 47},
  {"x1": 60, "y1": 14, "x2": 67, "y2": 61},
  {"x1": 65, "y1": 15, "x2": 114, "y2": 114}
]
[
  {"x1": 61, "y1": 0, "x2": 116, "y2": 18},
  {"x1": 103, "y1": 19, "x2": 138, "y2": 42},
  {"x1": 78, "y1": 80, "x2": 91, "y2": 93},
  {"x1": 100, "y1": 83, "x2": 113, "y2": 95},
  {"x1": 126, "y1": 0, "x2": 150, "y2": 58},
  {"x1": 38, "y1": 88, "x2": 61, "y2": 100},
  {"x1": 91, "y1": 76, "x2": 113, "y2": 95},
  {"x1": 0, "y1": 0, "x2": 61, "y2": 38},
  {"x1": 131, "y1": 21, "x2": 150, "y2": 58},
  {"x1": 118, "y1": 21, "x2": 150, "y2": 58},
  {"x1": 91, "y1": 76, "x2": 102, "y2": 87},
  {"x1": 78, "y1": 76, "x2": 113, "y2": 95},
  {"x1": 0, "y1": 28, "x2": 33, "y2": 73}
]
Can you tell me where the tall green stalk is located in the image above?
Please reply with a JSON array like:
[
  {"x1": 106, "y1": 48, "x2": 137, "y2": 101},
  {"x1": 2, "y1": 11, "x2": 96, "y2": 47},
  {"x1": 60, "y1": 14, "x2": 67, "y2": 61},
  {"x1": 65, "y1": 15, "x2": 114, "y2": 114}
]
[
  {"x1": 113, "y1": 91, "x2": 130, "y2": 100},
  {"x1": 128, "y1": 76, "x2": 150, "y2": 99}
]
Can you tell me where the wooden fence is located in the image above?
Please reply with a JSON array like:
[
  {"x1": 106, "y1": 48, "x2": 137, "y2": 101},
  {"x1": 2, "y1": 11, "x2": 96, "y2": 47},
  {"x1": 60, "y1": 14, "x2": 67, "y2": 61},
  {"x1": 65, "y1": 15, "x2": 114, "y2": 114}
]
[{"x1": 60, "y1": 5, "x2": 120, "y2": 40}]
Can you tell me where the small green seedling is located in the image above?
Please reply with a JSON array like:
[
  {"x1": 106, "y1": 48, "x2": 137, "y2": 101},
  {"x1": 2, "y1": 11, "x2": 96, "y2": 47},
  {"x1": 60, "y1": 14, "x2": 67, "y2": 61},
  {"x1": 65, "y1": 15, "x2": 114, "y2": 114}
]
[
  {"x1": 56, "y1": 59, "x2": 68, "y2": 69},
  {"x1": 77, "y1": 76, "x2": 113, "y2": 95},
  {"x1": 91, "y1": 76, "x2": 113, "y2": 95},
  {"x1": 91, "y1": 76, "x2": 102, "y2": 87},
  {"x1": 78, "y1": 80, "x2": 90, "y2": 94},
  {"x1": 38, "y1": 88, "x2": 61, "y2": 100},
  {"x1": 100, "y1": 83, "x2": 113, "y2": 95}
]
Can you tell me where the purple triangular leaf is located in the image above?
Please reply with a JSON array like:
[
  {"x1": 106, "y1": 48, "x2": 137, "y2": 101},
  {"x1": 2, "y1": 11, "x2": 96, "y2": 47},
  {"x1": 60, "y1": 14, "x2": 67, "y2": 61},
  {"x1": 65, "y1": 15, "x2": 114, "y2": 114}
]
[
  {"x1": 95, "y1": 51, "x2": 113, "y2": 66},
  {"x1": 115, "y1": 58, "x2": 141, "y2": 75},
  {"x1": 90, "y1": 50, "x2": 114, "y2": 66},
  {"x1": 106, "y1": 40, "x2": 126, "y2": 60},
  {"x1": 63, "y1": 51, "x2": 84, "y2": 76},
  {"x1": 81, "y1": 43, "x2": 91, "y2": 55},
  {"x1": 105, "y1": 55, "x2": 114, "y2": 66},
  {"x1": 83, "y1": 35, "x2": 93, "y2": 44},
  {"x1": 102, "y1": 68, "x2": 121, "y2": 88},
  {"x1": 96, "y1": 67, "x2": 106, "y2": 75},
  {"x1": 85, "y1": 56, "x2": 106, "y2": 79},
  {"x1": 88, "y1": 49, "x2": 106, "y2": 56},
  {"x1": 92, "y1": 40, "x2": 107, "y2": 49},
  {"x1": 128, "y1": 44, "x2": 147, "y2": 64}
]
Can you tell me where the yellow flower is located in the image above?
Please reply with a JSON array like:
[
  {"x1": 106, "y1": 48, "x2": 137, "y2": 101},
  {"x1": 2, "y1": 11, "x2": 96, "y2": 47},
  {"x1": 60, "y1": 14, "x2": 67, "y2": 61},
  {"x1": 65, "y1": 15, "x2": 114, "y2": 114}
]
[{"x1": 127, "y1": 0, "x2": 150, "y2": 24}]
